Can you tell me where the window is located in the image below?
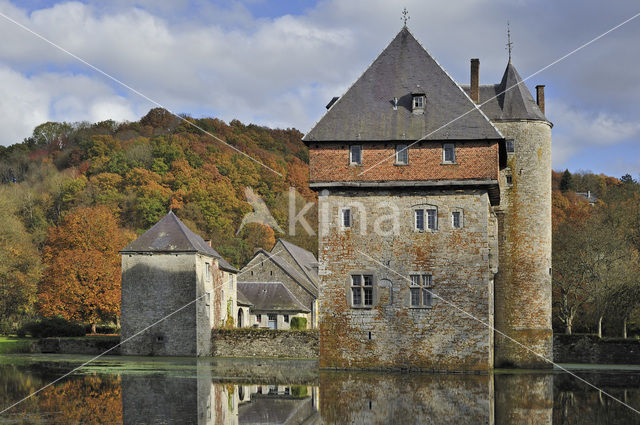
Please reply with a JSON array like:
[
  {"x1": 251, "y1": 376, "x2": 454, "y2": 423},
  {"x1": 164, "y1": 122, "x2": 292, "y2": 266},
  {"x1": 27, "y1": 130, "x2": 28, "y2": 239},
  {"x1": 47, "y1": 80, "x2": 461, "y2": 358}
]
[
  {"x1": 415, "y1": 208, "x2": 437, "y2": 231},
  {"x1": 350, "y1": 145, "x2": 362, "y2": 165},
  {"x1": 395, "y1": 144, "x2": 408, "y2": 165},
  {"x1": 443, "y1": 143, "x2": 455, "y2": 163},
  {"x1": 205, "y1": 263, "x2": 211, "y2": 281},
  {"x1": 284, "y1": 314, "x2": 289, "y2": 323},
  {"x1": 415, "y1": 209, "x2": 424, "y2": 231},
  {"x1": 342, "y1": 208, "x2": 351, "y2": 228},
  {"x1": 506, "y1": 140, "x2": 515, "y2": 153},
  {"x1": 413, "y1": 95, "x2": 424, "y2": 109},
  {"x1": 506, "y1": 175, "x2": 513, "y2": 185},
  {"x1": 256, "y1": 314, "x2": 261, "y2": 323},
  {"x1": 351, "y1": 274, "x2": 374, "y2": 307},
  {"x1": 409, "y1": 274, "x2": 433, "y2": 307},
  {"x1": 452, "y1": 211, "x2": 461, "y2": 229}
]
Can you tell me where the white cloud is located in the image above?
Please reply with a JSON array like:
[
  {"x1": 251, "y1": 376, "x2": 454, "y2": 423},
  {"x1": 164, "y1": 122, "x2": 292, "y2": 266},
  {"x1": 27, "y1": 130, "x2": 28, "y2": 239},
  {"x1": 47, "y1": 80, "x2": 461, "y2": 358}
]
[{"x1": 547, "y1": 99, "x2": 640, "y2": 166}]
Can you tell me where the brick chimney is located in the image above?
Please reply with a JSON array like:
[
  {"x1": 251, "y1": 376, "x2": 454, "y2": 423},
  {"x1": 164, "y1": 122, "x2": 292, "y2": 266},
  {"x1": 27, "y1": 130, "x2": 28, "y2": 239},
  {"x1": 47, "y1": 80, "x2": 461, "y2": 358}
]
[
  {"x1": 204, "y1": 239, "x2": 212, "y2": 247},
  {"x1": 470, "y1": 58, "x2": 480, "y2": 103},
  {"x1": 536, "y1": 85, "x2": 545, "y2": 114}
]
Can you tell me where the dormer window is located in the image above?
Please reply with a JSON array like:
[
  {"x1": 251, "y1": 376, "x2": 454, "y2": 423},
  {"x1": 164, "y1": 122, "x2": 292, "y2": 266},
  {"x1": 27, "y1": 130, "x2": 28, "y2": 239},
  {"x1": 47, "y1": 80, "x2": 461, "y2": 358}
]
[
  {"x1": 411, "y1": 86, "x2": 425, "y2": 114},
  {"x1": 349, "y1": 145, "x2": 362, "y2": 165}
]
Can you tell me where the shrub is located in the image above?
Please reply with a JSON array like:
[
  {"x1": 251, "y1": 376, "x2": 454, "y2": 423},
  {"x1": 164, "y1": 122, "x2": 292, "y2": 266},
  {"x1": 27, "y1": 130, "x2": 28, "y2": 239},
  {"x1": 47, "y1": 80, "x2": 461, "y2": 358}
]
[
  {"x1": 18, "y1": 317, "x2": 86, "y2": 338},
  {"x1": 290, "y1": 317, "x2": 307, "y2": 330}
]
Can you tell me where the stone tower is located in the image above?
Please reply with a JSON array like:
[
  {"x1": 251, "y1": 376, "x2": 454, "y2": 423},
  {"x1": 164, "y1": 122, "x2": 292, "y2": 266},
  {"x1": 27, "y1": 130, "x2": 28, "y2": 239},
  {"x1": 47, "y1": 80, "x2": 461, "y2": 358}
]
[
  {"x1": 464, "y1": 60, "x2": 553, "y2": 368},
  {"x1": 305, "y1": 27, "x2": 504, "y2": 371}
]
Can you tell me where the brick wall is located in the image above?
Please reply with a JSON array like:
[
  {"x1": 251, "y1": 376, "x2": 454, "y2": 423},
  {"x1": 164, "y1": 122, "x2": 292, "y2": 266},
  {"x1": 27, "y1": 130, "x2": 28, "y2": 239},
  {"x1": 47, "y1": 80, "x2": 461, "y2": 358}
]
[{"x1": 309, "y1": 141, "x2": 499, "y2": 183}]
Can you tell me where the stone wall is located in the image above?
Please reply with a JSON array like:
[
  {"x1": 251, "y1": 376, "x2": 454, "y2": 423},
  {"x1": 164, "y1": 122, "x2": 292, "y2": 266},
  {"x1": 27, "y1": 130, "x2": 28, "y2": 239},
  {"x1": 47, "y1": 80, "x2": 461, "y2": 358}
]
[
  {"x1": 493, "y1": 120, "x2": 553, "y2": 368},
  {"x1": 554, "y1": 334, "x2": 640, "y2": 364},
  {"x1": 121, "y1": 253, "x2": 198, "y2": 356},
  {"x1": 309, "y1": 141, "x2": 499, "y2": 182},
  {"x1": 318, "y1": 188, "x2": 496, "y2": 371},
  {"x1": 35, "y1": 337, "x2": 121, "y2": 355},
  {"x1": 211, "y1": 328, "x2": 319, "y2": 359}
]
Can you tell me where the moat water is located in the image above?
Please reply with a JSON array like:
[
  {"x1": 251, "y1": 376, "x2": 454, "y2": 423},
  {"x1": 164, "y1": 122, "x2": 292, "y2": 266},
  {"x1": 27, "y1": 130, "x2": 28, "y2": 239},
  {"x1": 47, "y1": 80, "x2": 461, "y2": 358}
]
[{"x1": 1, "y1": 355, "x2": 640, "y2": 424}]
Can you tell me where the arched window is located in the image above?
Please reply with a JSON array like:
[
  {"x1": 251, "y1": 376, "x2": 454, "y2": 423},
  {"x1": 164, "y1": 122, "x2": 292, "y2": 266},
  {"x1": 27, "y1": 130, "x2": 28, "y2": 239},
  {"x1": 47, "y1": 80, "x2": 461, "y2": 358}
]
[{"x1": 237, "y1": 309, "x2": 243, "y2": 328}]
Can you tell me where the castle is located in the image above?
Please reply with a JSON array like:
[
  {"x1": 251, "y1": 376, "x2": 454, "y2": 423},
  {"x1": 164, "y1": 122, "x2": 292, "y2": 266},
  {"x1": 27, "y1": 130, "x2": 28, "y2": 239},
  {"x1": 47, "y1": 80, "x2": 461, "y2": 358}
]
[{"x1": 304, "y1": 26, "x2": 552, "y2": 370}]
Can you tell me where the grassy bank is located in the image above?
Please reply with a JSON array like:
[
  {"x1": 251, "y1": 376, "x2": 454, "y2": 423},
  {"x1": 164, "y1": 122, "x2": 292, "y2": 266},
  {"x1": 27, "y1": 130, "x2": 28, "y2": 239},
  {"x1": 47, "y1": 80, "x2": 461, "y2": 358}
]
[{"x1": 0, "y1": 336, "x2": 36, "y2": 353}]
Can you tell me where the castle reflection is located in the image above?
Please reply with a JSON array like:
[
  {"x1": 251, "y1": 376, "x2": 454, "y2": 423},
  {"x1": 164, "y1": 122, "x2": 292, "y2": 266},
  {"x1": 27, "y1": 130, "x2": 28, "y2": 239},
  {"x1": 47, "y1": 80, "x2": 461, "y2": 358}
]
[
  {"x1": 121, "y1": 364, "x2": 555, "y2": 425},
  {"x1": 3, "y1": 359, "x2": 640, "y2": 424}
]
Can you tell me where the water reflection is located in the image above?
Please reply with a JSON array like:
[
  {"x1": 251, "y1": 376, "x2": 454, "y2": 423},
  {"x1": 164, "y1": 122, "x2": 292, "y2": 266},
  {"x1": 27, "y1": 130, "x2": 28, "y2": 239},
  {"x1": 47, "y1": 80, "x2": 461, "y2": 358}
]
[{"x1": 1, "y1": 357, "x2": 640, "y2": 424}]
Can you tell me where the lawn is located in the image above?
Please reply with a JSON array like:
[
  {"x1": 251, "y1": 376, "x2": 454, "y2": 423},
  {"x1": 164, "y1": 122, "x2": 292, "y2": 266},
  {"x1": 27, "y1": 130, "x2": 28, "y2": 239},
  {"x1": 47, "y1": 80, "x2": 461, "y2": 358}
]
[{"x1": 0, "y1": 336, "x2": 36, "y2": 354}]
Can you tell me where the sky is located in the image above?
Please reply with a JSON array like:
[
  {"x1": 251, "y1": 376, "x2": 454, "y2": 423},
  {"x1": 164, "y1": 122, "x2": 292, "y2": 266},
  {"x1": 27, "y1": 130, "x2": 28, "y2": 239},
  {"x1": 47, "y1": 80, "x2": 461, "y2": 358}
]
[{"x1": 0, "y1": 0, "x2": 639, "y2": 177}]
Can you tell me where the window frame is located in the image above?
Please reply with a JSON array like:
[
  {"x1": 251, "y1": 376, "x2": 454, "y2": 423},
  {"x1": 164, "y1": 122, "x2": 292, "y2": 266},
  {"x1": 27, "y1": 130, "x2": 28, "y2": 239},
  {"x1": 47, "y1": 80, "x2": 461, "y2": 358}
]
[
  {"x1": 412, "y1": 95, "x2": 424, "y2": 109},
  {"x1": 395, "y1": 144, "x2": 409, "y2": 165},
  {"x1": 506, "y1": 139, "x2": 515, "y2": 153},
  {"x1": 205, "y1": 262, "x2": 211, "y2": 282},
  {"x1": 442, "y1": 143, "x2": 456, "y2": 164},
  {"x1": 349, "y1": 273, "x2": 375, "y2": 308},
  {"x1": 451, "y1": 210, "x2": 463, "y2": 229},
  {"x1": 409, "y1": 273, "x2": 434, "y2": 308},
  {"x1": 414, "y1": 207, "x2": 438, "y2": 232},
  {"x1": 341, "y1": 208, "x2": 352, "y2": 228},
  {"x1": 349, "y1": 145, "x2": 362, "y2": 166}
]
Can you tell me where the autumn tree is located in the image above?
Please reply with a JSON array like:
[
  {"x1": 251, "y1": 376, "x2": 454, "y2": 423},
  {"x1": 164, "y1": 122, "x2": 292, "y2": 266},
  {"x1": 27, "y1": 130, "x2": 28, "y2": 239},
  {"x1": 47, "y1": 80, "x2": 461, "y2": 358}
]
[
  {"x1": 0, "y1": 190, "x2": 41, "y2": 333},
  {"x1": 38, "y1": 206, "x2": 134, "y2": 332}
]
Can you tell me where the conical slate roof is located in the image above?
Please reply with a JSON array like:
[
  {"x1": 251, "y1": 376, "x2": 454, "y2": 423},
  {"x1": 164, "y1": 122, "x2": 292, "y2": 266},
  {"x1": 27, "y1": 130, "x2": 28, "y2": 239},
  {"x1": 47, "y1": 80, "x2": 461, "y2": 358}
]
[
  {"x1": 462, "y1": 61, "x2": 546, "y2": 121},
  {"x1": 121, "y1": 211, "x2": 237, "y2": 272},
  {"x1": 303, "y1": 27, "x2": 502, "y2": 142}
]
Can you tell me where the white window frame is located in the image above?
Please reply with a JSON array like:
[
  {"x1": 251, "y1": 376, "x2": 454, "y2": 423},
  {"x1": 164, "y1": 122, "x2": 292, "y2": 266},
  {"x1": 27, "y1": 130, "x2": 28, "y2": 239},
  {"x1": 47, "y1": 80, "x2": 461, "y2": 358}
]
[
  {"x1": 451, "y1": 210, "x2": 463, "y2": 229},
  {"x1": 350, "y1": 274, "x2": 374, "y2": 308},
  {"x1": 205, "y1": 263, "x2": 211, "y2": 282},
  {"x1": 414, "y1": 207, "x2": 437, "y2": 231},
  {"x1": 395, "y1": 144, "x2": 409, "y2": 165},
  {"x1": 409, "y1": 273, "x2": 433, "y2": 308},
  {"x1": 442, "y1": 143, "x2": 456, "y2": 164},
  {"x1": 349, "y1": 145, "x2": 362, "y2": 165},
  {"x1": 413, "y1": 95, "x2": 424, "y2": 109}
]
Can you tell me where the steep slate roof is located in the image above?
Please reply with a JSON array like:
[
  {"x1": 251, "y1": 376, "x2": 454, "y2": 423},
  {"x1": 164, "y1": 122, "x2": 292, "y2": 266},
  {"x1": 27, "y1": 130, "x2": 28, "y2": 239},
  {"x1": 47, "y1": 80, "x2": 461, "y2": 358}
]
[
  {"x1": 274, "y1": 239, "x2": 319, "y2": 288},
  {"x1": 120, "y1": 211, "x2": 237, "y2": 272},
  {"x1": 237, "y1": 282, "x2": 310, "y2": 313},
  {"x1": 236, "y1": 288, "x2": 253, "y2": 306},
  {"x1": 303, "y1": 27, "x2": 502, "y2": 142},
  {"x1": 461, "y1": 61, "x2": 547, "y2": 121}
]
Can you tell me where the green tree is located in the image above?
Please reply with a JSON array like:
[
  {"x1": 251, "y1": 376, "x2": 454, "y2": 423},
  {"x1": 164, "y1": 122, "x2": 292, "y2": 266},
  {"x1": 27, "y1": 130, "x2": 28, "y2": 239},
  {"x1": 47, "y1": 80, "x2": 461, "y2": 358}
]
[{"x1": 559, "y1": 169, "x2": 573, "y2": 192}]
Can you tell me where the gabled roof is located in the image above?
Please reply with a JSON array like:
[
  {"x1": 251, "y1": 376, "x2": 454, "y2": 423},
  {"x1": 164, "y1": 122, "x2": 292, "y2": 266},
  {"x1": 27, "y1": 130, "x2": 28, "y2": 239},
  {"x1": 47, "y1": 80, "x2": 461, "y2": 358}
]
[
  {"x1": 241, "y1": 250, "x2": 319, "y2": 298},
  {"x1": 461, "y1": 61, "x2": 547, "y2": 122},
  {"x1": 120, "y1": 211, "x2": 237, "y2": 272},
  {"x1": 303, "y1": 27, "x2": 502, "y2": 142},
  {"x1": 273, "y1": 240, "x2": 319, "y2": 287},
  {"x1": 237, "y1": 282, "x2": 310, "y2": 313},
  {"x1": 236, "y1": 288, "x2": 253, "y2": 307}
]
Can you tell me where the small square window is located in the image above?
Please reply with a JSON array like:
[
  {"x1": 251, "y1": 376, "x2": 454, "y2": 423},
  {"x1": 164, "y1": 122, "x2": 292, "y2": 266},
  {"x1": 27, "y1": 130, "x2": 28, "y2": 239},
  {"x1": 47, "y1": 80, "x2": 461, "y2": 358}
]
[
  {"x1": 350, "y1": 145, "x2": 362, "y2": 165},
  {"x1": 256, "y1": 314, "x2": 261, "y2": 322},
  {"x1": 452, "y1": 211, "x2": 461, "y2": 229},
  {"x1": 284, "y1": 314, "x2": 289, "y2": 323},
  {"x1": 506, "y1": 175, "x2": 513, "y2": 185},
  {"x1": 342, "y1": 208, "x2": 351, "y2": 228},
  {"x1": 443, "y1": 143, "x2": 455, "y2": 163},
  {"x1": 395, "y1": 145, "x2": 408, "y2": 165},
  {"x1": 413, "y1": 96, "x2": 424, "y2": 109},
  {"x1": 409, "y1": 274, "x2": 433, "y2": 307},
  {"x1": 506, "y1": 140, "x2": 515, "y2": 153}
]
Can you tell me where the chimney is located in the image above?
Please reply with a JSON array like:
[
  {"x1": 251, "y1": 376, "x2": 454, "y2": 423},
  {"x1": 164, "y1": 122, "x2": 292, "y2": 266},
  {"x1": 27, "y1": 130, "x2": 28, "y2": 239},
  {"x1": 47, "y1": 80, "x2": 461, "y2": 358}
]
[
  {"x1": 536, "y1": 85, "x2": 545, "y2": 114},
  {"x1": 204, "y1": 239, "x2": 212, "y2": 248},
  {"x1": 470, "y1": 58, "x2": 480, "y2": 103}
]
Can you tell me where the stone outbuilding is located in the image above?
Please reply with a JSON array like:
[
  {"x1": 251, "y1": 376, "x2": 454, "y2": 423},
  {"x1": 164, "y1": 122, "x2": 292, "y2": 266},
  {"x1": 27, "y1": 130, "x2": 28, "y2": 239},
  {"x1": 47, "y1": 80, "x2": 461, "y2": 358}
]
[
  {"x1": 120, "y1": 211, "x2": 238, "y2": 356},
  {"x1": 237, "y1": 282, "x2": 311, "y2": 329},
  {"x1": 240, "y1": 239, "x2": 319, "y2": 328}
]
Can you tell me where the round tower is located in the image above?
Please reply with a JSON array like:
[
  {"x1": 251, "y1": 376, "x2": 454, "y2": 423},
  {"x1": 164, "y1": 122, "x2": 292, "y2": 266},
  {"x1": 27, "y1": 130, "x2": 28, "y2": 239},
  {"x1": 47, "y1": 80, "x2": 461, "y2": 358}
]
[{"x1": 491, "y1": 62, "x2": 553, "y2": 368}]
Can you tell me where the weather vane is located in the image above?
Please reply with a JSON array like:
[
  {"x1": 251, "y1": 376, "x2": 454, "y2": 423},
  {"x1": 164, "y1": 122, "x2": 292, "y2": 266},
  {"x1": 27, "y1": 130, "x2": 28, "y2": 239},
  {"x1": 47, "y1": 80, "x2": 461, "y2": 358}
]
[
  {"x1": 506, "y1": 21, "x2": 513, "y2": 62},
  {"x1": 402, "y1": 8, "x2": 410, "y2": 27}
]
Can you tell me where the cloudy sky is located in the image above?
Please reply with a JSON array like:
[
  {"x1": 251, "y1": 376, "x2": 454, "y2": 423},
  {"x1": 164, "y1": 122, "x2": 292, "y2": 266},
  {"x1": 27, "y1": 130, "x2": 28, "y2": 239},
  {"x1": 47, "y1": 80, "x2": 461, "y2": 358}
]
[{"x1": 0, "y1": 0, "x2": 639, "y2": 177}]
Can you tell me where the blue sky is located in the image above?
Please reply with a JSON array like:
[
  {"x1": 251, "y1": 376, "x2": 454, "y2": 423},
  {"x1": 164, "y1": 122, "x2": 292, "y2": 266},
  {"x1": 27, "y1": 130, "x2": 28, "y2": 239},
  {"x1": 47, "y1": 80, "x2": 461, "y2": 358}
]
[{"x1": 0, "y1": 0, "x2": 639, "y2": 178}]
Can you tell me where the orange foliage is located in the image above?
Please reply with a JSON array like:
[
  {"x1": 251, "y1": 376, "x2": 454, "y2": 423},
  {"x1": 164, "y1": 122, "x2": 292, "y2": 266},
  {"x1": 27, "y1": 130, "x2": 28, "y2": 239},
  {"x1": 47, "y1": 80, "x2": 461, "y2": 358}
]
[{"x1": 38, "y1": 206, "x2": 135, "y2": 325}]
